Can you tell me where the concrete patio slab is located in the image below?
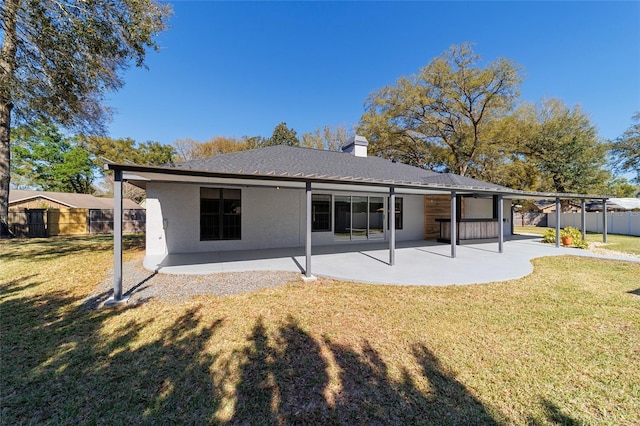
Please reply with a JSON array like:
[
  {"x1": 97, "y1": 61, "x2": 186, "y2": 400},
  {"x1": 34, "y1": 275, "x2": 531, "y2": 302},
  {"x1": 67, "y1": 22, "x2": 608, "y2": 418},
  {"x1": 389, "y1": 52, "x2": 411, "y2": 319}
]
[{"x1": 144, "y1": 236, "x2": 638, "y2": 286}]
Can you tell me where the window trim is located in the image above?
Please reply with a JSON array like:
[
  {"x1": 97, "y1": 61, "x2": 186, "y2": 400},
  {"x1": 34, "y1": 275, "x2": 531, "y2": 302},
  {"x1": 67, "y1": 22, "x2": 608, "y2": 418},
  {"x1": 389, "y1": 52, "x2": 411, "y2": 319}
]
[
  {"x1": 388, "y1": 196, "x2": 404, "y2": 230},
  {"x1": 200, "y1": 187, "x2": 241, "y2": 241},
  {"x1": 312, "y1": 193, "x2": 332, "y2": 232}
]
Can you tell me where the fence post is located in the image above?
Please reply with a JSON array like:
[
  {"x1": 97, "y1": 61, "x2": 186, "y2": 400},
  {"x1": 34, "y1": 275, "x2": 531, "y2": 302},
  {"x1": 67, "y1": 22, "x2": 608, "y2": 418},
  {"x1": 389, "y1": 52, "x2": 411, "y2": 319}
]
[
  {"x1": 581, "y1": 200, "x2": 586, "y2": 241},
  {"x1": 602, "y1": 199, "x2": 607, "y2": 243},
  {"x1": 555, "y1": 198, "x2": 560, "y2": 248}
]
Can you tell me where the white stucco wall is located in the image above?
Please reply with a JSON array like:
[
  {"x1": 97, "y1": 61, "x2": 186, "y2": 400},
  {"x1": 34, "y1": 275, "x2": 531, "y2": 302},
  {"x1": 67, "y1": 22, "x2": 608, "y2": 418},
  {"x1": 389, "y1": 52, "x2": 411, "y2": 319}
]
[
  {"x1": 145, "y1": 183, "x2": 428, "y2": 255},
  {"x1": 463, "y1": 197, "x2": 493, "y2": 219},
  {"x1": 396, "y1": 194, "x2": 425, "y2": 241},
  {"x1": 146, "y1": 182, "x2": 305, "y2": 254}
]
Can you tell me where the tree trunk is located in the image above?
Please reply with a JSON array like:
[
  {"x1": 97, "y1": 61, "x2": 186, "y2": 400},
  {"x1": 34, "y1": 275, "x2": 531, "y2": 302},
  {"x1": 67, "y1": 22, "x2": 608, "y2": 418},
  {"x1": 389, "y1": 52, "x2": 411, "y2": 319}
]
[{"x1": 0, "y1": 0, "x2": 20, "y2": 237}]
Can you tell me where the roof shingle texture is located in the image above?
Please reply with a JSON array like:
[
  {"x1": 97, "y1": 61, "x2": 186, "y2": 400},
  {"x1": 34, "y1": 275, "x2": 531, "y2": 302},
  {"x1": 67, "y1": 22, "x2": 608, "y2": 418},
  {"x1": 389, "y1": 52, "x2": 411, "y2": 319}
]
[{"x1": 174, "y1": 145, "x2": 508, "y2": 190}]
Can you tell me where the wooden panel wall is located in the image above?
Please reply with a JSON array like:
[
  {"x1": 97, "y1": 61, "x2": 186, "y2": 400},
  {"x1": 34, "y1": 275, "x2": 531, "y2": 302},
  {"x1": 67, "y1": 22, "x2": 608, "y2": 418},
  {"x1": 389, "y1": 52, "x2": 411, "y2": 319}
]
[{"x1": 424, "y1": 195, "x2": 463, "y2": 239}]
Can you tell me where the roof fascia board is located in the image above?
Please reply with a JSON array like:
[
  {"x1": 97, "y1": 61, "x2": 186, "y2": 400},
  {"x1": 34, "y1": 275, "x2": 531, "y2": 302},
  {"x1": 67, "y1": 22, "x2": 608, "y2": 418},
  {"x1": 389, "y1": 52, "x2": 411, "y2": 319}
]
[
  {"x1": 109, "y1": 163, "x2": 609, "y2": 200},
  {"x1": 11, "y1": 194, "x2": 76, "y2": 208}
]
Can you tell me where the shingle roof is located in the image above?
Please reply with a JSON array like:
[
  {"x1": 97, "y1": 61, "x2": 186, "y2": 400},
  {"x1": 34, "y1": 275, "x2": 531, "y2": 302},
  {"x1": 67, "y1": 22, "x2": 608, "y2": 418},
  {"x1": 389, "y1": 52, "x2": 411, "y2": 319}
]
[
  {"x1": 174, "y1": 145, "x2": 508, "y2": 191},
  {"x1": 9, "y1": 190, "x2": 143, "y2": 209},
  {"x1": 607, "y1": 197, "x2": 640, "y2": 210}
]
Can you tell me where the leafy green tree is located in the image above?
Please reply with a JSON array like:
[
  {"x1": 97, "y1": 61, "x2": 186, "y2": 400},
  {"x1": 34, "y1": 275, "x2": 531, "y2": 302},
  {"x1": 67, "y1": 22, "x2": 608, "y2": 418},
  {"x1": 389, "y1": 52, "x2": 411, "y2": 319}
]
[
  {"x1": 266, "y1": 122, "x2": 300, "y2": 147},
  {"x1": 136, "y1": 141, "x2": 175, "y2": 165},
  {"x1": 511, "y1": 99, "x2": 609, "y2": 194},
  {"x1": 84, "y1": 135, "x2": 175, "y2": 201},
  {"x1": 605, "y1": 176, "x2": 638, "y2": 198},
  {"x1": 359, "y1": 43, "x2": 523, "y2": 175},
  {"x1": 84, "y1": 136, "x2": 175, "y2": 166},
  {"x1": 302, "y1": 124, "x2": 351, "y2": 151},
  {"x1": 243, "y1": 136, "x2": 268, "y2": 150},
  {"x1": 609, "y1": 113, "x2": 640, "y2": 183},
  {"x1": 11, "y1": 122, "x2": 95, "y2": 193},
  {"x1": 1, "y1": 0, "x2": 171, "y2": 235}
]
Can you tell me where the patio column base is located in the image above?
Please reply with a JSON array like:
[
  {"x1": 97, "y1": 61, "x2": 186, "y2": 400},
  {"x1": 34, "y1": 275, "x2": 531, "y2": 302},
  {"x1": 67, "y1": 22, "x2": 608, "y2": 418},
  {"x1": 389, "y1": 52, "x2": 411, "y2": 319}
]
[
  {"x1": 301, "y1": 274, "x2": 318, "y2": 283},
  {"x1": 104, "y1": 296, "x2": 130, "y2": 307}
]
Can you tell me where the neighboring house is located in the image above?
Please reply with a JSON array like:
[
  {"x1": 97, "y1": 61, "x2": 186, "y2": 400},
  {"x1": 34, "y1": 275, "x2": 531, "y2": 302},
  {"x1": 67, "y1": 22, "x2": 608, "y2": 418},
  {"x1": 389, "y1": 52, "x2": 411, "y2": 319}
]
[
  {"x1": 109, "y1": 136, "x2": 607, "y2": 277},
  {"x1": 8, "y1": 190, "x2": 145, "y2": 237},
  {"x1": 585, "y1": 198, "x2": 640, "y2": 212},
  {"x1": 605, "y1": 198, "x2": 640, "y2": 211},
  {"x1": 531, "y1": 199, "x2": 582, "y2": 213},
  {"x1": 9, "y1": 189, "x2": 143, "y2": 210}
]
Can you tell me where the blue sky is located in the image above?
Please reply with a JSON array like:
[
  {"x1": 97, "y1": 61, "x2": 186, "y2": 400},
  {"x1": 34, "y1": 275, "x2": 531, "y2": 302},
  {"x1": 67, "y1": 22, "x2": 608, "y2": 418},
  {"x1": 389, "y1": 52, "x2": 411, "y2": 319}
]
[{"x1": 106, "y1": 1, "x2": 640, "y2": 146}]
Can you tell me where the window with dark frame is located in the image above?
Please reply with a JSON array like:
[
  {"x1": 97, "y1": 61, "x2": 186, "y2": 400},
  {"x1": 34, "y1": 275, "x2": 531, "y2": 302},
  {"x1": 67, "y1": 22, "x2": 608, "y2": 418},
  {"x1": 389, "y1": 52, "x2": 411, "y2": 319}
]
[
  {"x1": 387, "y1": 197, "x2": 403, "y2": 230},
  {"x1": 200, "y1": 188, "x2": 241, "y2": 240},
  {"x1": 312, "y1": 194, "x2": 331, "y2": 232}
]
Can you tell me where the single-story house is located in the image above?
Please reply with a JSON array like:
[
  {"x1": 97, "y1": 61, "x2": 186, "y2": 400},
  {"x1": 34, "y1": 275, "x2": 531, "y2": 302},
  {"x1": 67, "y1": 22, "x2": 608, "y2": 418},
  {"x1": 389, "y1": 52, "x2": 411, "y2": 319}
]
[
  {"x1": 105, "y1": 136, "x2": 610, "y2": 304},
  {"x1": 530, "y1": 199, "x2": 582, "y2": 213},
  {"x1": 604, "y1": 198, "x2": 640, "y2": 211},
  {"x1": 9, "y1": 189, "x2": 143, "y2": 210},
  {"x1": 8, "y1": 190, "x2": 145, "y2": 237}
]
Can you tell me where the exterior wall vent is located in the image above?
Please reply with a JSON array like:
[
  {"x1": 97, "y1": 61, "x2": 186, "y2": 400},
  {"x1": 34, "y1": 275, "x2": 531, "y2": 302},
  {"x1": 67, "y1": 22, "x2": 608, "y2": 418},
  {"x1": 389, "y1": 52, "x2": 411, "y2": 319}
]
[{"x1": 341, "y1": 135, "x2": 369, "y2": 157}]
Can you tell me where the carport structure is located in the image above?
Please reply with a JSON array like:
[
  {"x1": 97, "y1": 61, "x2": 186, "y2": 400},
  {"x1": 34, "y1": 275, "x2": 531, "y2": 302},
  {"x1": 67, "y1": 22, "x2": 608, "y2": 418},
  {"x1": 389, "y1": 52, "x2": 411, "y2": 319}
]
[{"x1": 104, "y1": 143, "x2": 609, "y2": 305}]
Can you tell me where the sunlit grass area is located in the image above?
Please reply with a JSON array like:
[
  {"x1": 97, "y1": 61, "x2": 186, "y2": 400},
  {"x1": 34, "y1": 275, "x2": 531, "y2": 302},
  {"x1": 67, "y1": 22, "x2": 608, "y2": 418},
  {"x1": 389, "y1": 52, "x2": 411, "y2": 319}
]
[
  {"x1": 515, "y1": 226, "x2": 640, "y2": 256},
  {"x1": 1, "y1": 235, "x2": 639, "y2": 424}
]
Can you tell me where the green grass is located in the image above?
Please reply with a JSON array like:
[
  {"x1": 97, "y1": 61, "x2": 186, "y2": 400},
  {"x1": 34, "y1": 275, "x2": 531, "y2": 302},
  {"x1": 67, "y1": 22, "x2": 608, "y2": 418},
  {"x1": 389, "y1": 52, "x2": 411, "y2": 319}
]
[
  {"x1": 515, "y1": 226, "x2": 640, "y2": 255},
  {"x1": 1, "y1": 236, "x2": 639, "y2": 424}
]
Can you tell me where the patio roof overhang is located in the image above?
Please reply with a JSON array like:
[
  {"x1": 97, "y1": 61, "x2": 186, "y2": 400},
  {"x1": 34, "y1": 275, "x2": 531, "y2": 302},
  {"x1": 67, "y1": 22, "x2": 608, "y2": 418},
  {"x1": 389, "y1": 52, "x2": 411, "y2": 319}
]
[
  {"x1": 106, "y1": 162, "x2": 610, "y2": 201},
  {"x1": 104, "y1": 161, "x2": 612, "y2": 306}
]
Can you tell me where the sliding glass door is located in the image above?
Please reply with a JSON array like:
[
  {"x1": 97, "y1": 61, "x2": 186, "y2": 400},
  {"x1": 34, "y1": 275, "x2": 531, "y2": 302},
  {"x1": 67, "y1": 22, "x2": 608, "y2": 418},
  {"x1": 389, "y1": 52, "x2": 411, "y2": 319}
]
[
  {"x1": 334, "y1": 195, "x2": 385, "y2": 240},
  {"x1": 369, "y1": 197, "x2": 384, "y2": 239}
]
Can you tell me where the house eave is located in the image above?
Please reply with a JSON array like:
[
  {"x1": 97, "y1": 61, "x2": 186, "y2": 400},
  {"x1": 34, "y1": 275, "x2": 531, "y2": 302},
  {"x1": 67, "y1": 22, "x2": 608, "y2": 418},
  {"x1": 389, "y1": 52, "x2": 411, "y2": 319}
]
[{"x1": 109, "y1": 162, "x2": 610, "y2": 200}]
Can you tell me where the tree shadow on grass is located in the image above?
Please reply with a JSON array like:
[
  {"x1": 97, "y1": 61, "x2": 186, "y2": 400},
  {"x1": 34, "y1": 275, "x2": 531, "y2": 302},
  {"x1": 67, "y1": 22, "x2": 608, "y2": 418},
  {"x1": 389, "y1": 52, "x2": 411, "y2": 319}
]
[
  {"x1": 2, "y1": 268, "x2": 501, "y2": 424},
  {"x1": 1, "y1": 275, "x2": 225, "y2": 424},
  {"x1": 0, "y1": 234, "x2": 144, "y2": 261},
  {"x1": 529, "y1": 399, "x2": 585, "y2": 426},
  {"x1": 231, "y1": 316, "x2": 500, "y2": 425}
]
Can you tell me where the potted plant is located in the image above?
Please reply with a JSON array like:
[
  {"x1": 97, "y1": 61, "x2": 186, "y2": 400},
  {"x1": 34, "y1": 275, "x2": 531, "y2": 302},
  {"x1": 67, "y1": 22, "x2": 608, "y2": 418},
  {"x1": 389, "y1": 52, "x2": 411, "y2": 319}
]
[{"x1": 560, "y1": 228, "x2": 573, "y2": 247}]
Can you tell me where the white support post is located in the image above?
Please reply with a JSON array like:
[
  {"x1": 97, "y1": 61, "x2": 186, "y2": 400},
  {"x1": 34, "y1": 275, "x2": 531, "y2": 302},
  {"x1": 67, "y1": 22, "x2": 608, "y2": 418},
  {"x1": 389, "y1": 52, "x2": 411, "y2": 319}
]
[
  {"x1": 389, "y1": 186, "x2": 395, "y2": 266},
  {"x1": 451, "y1": 191, "x2": 457, "y2": 258},
  {"x1": 555, "y1": 197, "x2": 561, "y2": 248},
  {"x1": 105, "y1": 168, "x2": 127, "y2": 306},
  {"x1": 304, "y1": 181, "x2": 314, "y2": 280},
  {"x1": 498, "y1": 195, "x2": 504, "y2": 253}
]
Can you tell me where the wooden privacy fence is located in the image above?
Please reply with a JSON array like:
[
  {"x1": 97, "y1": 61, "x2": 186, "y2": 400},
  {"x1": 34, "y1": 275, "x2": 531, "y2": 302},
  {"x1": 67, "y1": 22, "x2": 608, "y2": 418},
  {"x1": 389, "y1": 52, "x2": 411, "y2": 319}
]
[
  {"x1": 512, "y1": 212, "x2": 548, "y2": 227},
  {"x1": 8, "y1": 209, "x2": 47, "y2": 237},
  {"x1": 8, "y1": 208, "x2": 145, "y2": 237}
]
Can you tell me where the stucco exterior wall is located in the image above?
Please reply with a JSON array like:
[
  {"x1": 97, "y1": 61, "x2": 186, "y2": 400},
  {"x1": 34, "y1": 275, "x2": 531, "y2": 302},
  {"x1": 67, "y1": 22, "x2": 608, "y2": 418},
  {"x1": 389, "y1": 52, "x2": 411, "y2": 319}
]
[
  {"x1": 463, "y1": 197, "x2": 493, "y2": 219},
  {"x1": 146, "y1": 183, "x2": 427, "y2": 255},
  {"x1": 146, "y1": 182, "x2": 305, "y2": 254},
  {"x1": 397, "y1": 194, "x2": 425, "y2": 241}
]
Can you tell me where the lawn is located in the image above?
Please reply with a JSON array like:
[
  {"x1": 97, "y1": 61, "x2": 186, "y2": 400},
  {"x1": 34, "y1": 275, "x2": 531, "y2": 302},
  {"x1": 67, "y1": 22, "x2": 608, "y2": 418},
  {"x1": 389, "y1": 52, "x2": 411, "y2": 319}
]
[
  {"x1": 1, "y1": 236, "x2": 639, "y2": 425},
  {"x1": 514, "y1": 226, "x2": 640, "y2": 256}
]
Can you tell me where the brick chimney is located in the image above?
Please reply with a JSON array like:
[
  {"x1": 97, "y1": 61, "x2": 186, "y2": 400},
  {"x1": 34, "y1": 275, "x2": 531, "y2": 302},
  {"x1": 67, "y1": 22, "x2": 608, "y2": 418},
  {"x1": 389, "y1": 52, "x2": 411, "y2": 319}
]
[{"x1": 341, "y1": 135, "x2": 369, "y2": 157}]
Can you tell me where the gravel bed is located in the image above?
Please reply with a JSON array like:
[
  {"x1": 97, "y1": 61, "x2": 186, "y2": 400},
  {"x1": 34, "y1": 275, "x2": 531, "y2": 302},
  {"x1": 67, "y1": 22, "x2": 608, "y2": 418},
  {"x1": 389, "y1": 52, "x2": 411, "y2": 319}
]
[
  {"x1": 84, "y1": 260, "x2": 302, "y2": 308},
  {"x1": 588, "y1": 242, "x2": 640, "y2": 259}
]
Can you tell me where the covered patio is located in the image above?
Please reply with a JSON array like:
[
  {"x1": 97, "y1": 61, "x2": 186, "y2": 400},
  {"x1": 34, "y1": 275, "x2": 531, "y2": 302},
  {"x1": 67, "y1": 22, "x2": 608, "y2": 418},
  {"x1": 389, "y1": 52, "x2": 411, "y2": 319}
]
[
  {"x1": 104, "y1": 147, "x2": 613, "y2": 304},
  {"x1": 142, "y1": 236, "x2": 637, "y2": 286}
]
